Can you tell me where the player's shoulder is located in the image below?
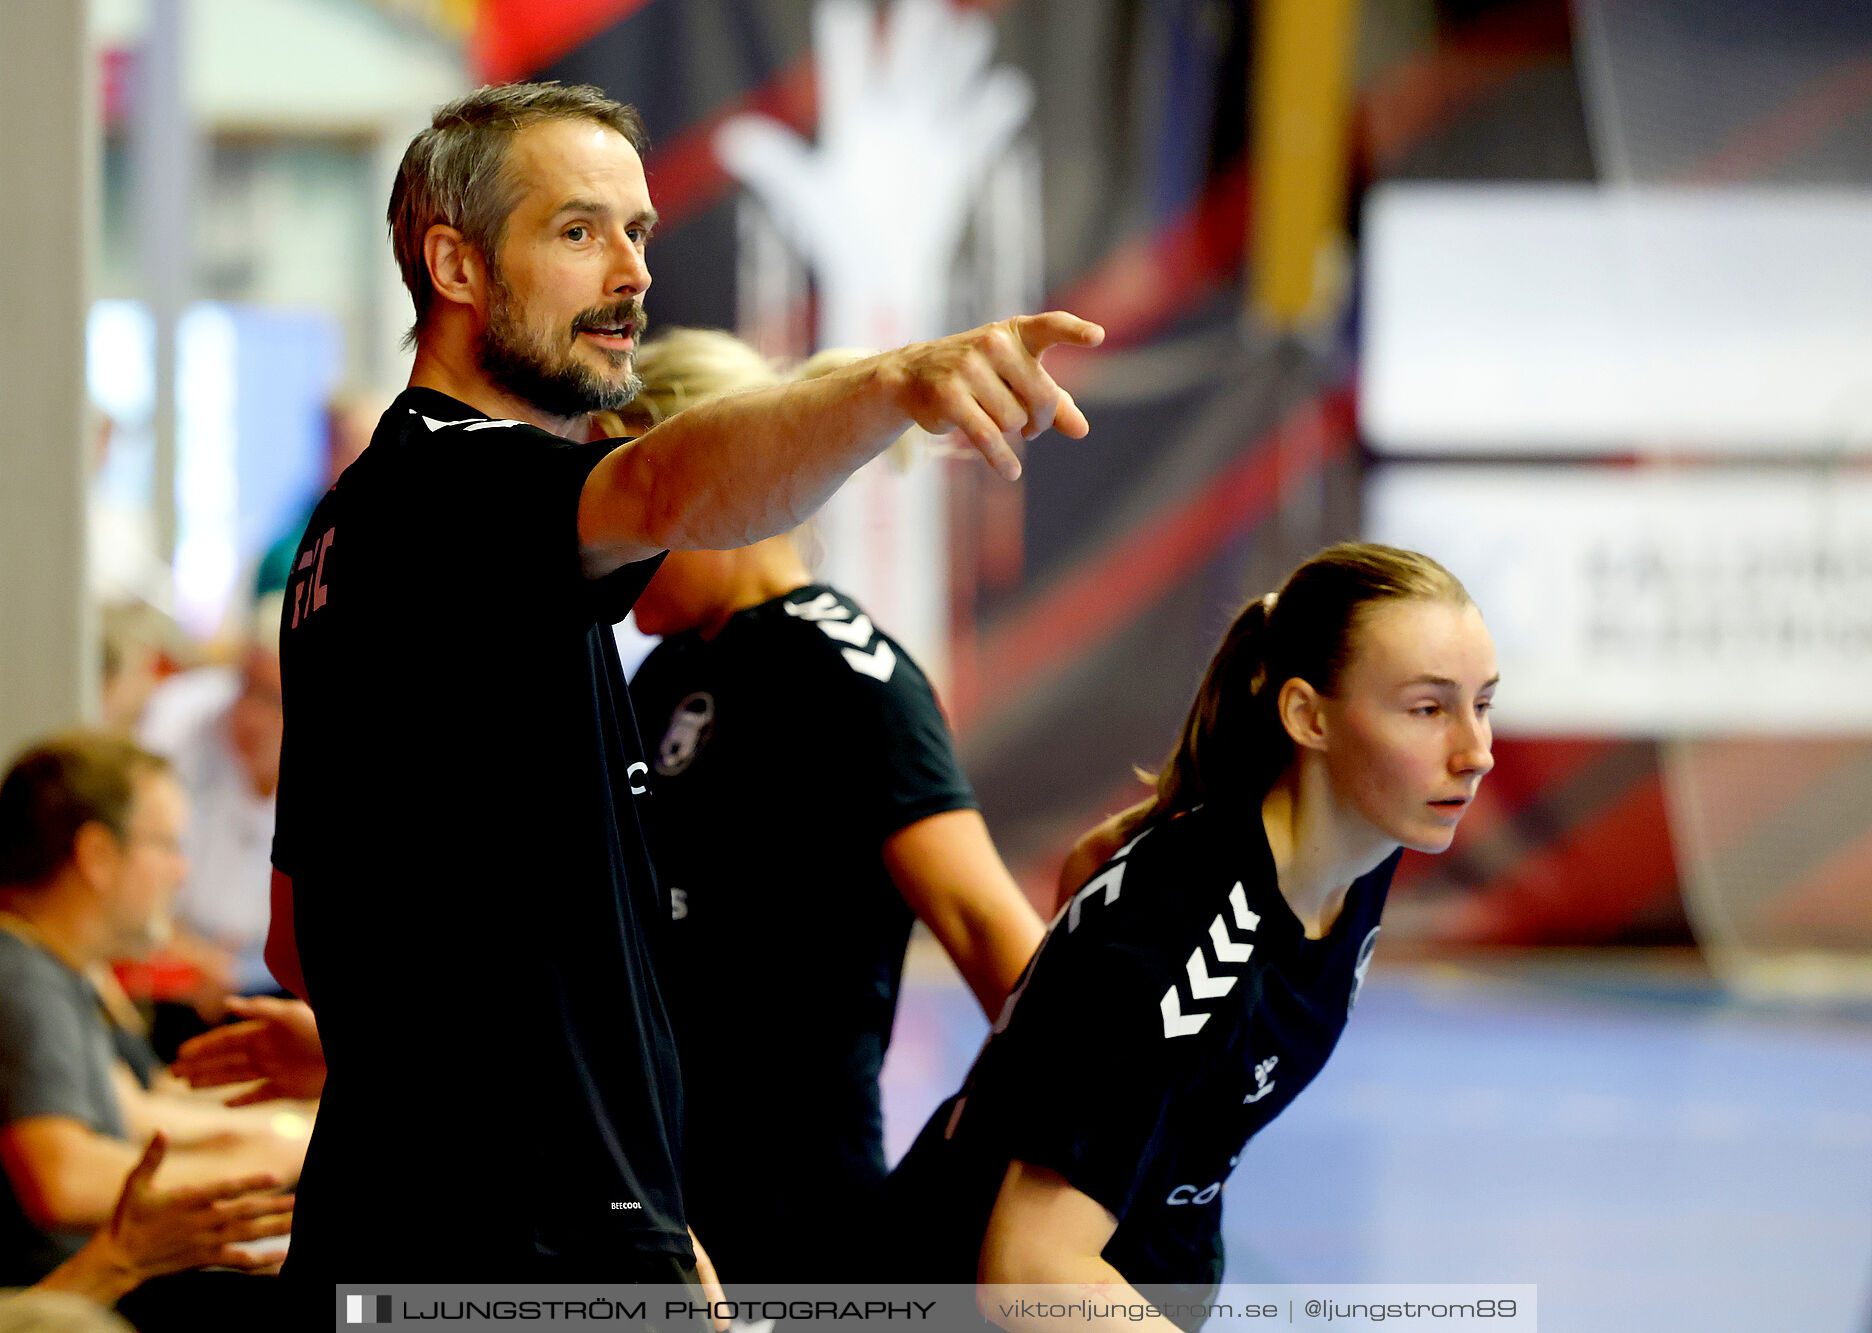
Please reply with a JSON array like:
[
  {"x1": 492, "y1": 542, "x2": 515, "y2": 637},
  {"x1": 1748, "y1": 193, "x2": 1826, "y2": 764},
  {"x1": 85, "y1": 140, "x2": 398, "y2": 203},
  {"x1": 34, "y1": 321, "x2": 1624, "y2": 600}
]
[
  {"x1": 1052, "y1": 806, "x2": 1264, "y2": 963},
  {"x1": 756, "y1": 585, "x2": 930, "y2": 696},
  {"x1": 1042, "y1": 805, "x2": 1276, "y2": 1044},
  {"x1": 365, "y1": 390, "x2": 578, "y2": 480},
  {"x1": 336, "y1": 391, "x2": 606, "y2": 534},
  {"x1": 389, "y1": 389, "x2": 553, "y2": 443}
]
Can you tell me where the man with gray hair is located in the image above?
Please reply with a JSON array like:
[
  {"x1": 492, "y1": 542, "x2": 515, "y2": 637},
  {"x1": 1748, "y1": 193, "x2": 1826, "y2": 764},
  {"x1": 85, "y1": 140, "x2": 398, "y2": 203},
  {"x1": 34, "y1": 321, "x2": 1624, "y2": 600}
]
[{"x1": 266, "y1": 80, "x2": 1100, "y2": 1287}]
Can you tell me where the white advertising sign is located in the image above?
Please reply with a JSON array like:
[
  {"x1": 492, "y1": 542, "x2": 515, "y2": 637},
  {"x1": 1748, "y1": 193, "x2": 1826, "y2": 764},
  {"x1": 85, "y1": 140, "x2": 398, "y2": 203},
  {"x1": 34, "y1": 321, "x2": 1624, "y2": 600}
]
[
  {"x1": 1365, "y1": 467, "x2": 1872, "y2": 734},
  {"x1": 1361, "y1": 185, "x2": 1872, "y2": 455}
]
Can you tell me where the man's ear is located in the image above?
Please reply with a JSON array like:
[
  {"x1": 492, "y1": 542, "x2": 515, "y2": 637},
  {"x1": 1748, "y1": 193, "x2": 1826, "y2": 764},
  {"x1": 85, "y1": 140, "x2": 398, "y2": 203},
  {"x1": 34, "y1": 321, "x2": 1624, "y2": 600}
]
[
  {"x1": 1277, "y1": 676, "x2": 1329, "y2": 754},
  {"x1": 70, "y1": 820, "x2": 119, "y2": 889},
  {"x1": 423, "y1": 224, "x2": 487, "y2": 317}
]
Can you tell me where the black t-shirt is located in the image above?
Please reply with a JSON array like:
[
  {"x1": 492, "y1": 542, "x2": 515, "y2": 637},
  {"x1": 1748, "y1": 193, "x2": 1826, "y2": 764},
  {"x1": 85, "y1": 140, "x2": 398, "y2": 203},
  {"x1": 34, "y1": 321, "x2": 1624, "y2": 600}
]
[
  {"x1": 888, "y1": 803, "x2": 1395, "y2": 1305},
  {"x1": 629, "y1": 585, "x2": 976, "y2": 1279},
  {"x1": 273, "y1": 387, "x2": 684, "y2": 1280}
]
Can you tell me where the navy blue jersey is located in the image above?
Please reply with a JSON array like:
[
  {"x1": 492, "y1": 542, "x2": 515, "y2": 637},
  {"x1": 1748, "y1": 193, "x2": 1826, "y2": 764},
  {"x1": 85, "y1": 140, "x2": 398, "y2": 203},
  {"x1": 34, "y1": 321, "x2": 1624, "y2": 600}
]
[
  {"x1": 273, "y1": 388, "x2": 684, "y2": 1280},
  {"x1": 889, "y1": 803, "x2": 1394, "y2": 1299},
  {"x1": 631, "y1": 585, "x2": 976, "y2": 1280}
]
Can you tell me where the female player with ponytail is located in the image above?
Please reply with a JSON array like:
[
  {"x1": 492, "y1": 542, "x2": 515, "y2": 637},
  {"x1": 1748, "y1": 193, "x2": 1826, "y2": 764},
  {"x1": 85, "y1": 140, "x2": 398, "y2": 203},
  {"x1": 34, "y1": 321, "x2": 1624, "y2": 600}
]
[{"x1": 887, "y1": 543, "x2": 1498, "y2": 1328}]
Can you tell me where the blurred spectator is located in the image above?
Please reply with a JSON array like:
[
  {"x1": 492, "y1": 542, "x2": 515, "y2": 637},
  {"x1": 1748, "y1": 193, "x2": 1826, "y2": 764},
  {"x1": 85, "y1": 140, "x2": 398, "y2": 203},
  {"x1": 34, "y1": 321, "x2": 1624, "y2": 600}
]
[
  {"x1": 0, "y1": 733, "x2": 304, "y2": 1289},
  {"x1": 252, "y1": 393, "x2": 383, "y2": 601},
  {"x1": 134, "y1": 598, "x2": 284, "y2": 1005},
  {"x1": 85, "y1": 415, "x2": 168, "y2": 615},
  {"x1": 97, "y1": 604, "x2": 189, "y2": 739}
]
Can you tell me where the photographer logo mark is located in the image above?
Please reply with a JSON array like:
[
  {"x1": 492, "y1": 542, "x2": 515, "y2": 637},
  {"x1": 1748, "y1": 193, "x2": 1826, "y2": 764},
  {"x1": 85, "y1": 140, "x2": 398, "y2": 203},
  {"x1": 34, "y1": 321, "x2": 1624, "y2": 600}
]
[{"x1": 345, "y1": 1293, "x2": 393, "y2": 1323}]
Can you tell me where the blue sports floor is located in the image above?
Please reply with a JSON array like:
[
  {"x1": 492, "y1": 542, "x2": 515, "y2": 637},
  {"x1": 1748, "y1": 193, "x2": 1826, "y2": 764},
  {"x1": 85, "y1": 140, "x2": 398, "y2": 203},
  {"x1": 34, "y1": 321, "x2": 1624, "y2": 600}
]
[{"x1": 880, "y1": 951, "x2": 1872, "y2": 1333}]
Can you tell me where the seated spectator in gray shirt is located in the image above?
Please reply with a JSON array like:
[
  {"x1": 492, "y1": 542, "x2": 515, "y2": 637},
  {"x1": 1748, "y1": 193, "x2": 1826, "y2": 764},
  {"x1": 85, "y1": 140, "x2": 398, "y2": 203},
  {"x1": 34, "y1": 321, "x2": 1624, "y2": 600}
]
[
  {"x1": 0, "y1": 735, "x2": 303, "y2": 1286},
  {"x1": 0, "y1": 928, "x2": 129, "y2": 1281}
]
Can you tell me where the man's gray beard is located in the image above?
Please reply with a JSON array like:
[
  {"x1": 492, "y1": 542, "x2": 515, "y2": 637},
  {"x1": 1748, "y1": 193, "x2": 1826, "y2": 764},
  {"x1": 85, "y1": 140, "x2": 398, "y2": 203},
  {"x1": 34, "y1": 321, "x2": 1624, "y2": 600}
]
[{"x1": 478, "y1": 286, "x2": 642, "y2": 421}]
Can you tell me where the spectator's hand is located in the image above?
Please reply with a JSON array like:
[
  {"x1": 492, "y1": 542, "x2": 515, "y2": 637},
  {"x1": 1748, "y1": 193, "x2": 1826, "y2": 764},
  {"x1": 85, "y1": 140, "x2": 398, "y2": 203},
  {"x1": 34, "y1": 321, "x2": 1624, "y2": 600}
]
[
  {"x1": 874, "y1": 313, "x2": 1104, "y2": 481},
  {"x1": 102, "y1": 1132, "x2": 294, "y2": 1280},
  {"x1": 172, "y1": 996, "x2": 325, "y2": 1105}
]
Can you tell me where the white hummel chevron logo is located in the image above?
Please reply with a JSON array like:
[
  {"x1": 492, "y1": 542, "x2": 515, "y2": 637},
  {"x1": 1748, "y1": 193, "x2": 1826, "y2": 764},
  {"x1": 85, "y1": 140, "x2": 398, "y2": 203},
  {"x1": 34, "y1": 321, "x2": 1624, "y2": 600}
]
[
  {"x1": 1186, "y1": 948, "x2": 1236, "y2": 1000},
  {"x1": 782, "y1": 595, "x2": 897, "y2": 681},
  {"x1": 816, "y1": 613, "x2": 874, "y2": 647},
  {"x1": 1160, "y1": 988, "x2": 1208, "y2": 1038},
  {"x1": 1161, "y1": 881, "x2": 1260, "y2": 1039},
  {"x1": 783, "y1": 592, "x2": 852, "y2": 622},
  {"x1": 841, "y1": 640, "x2": 896, "y2": 681},
  {"x1": 1067, "y1": 860, "x2": 1123, "y2": 932},
  {"x1": 1230, "y1": 882, "x2": 1259, "y2": 933},
  {"x1": 1064, "y1": 825, "x2": 1156, "y2": 933},
  {"x1": 1209, "y1": 916, "x2": 1252, "y2": 963},
  {"x1": 418, "y1": 413, "x2": 482, "y2": 431},
  {"x1": 415, "y1": 412, "x2": 520, "y2": 432}
]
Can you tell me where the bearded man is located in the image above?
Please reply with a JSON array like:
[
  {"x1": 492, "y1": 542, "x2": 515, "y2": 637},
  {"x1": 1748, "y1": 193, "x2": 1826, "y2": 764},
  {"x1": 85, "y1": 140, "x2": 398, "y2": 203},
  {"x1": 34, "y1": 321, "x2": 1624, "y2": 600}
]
[{"x1": 265, "y1": 81, "x2": 1100, "y2": 1289}]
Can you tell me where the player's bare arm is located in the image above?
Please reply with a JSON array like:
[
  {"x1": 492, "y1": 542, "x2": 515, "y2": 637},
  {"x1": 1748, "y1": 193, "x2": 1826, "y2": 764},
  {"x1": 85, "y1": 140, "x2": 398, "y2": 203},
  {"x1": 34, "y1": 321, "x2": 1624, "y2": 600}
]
[
  {"x1": 978, "y1": 1160, "x2": 1182, "y2": 1333},
  {"x1": 884, "y1": 809, "x2": 1044, "y2": 1019},
  {"x1": 576, "y1": 312, "x2": 1104, "y2": 576}
]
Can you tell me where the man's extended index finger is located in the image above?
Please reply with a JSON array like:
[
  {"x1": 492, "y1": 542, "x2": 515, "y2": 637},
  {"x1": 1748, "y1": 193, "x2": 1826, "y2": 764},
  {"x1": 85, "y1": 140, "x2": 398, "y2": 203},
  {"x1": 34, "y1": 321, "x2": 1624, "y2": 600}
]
[{"x1": 1014, "y1": 311, "x2": 1106, "y2": 356}]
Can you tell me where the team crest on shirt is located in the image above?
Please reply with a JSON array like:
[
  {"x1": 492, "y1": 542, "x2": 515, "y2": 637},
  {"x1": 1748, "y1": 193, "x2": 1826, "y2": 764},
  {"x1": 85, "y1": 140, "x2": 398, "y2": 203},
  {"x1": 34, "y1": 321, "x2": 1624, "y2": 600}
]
[
  {"x1": 1242, "y1": 1055, "x2": 1278, "y2": 1104},
  {"x1": 656, "y1": 692, "x2": 715, "y2": 776},
  {"x1": 1348, "y1": 926, "x2": 1381, "y2": 1017}
]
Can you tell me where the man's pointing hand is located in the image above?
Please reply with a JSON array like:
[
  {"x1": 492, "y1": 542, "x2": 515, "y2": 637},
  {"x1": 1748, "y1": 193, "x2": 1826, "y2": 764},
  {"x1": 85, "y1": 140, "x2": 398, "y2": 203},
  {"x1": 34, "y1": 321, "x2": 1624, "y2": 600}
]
[{"x1": 876, "y1": 312, "x2": 1105, "y2": 481}]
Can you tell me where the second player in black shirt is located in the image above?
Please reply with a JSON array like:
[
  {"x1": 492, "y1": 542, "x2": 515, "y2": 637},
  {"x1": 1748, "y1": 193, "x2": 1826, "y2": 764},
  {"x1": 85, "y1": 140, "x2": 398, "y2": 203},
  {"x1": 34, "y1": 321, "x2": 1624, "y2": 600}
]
[
  {"x1": 632, "y1": 585, "x2": 986, "y2": 1277},
  {"x1": 622, "y1": 328, "x2": 1044, "y2": 1282}
]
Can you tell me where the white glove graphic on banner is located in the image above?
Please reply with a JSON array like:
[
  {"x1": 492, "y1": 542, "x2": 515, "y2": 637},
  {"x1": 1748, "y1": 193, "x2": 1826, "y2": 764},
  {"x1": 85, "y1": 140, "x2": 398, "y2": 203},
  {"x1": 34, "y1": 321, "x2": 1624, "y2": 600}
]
[
  {"x1": 714, "y1": 0, "x2": 1034, "y2": 348},
  {"x1": 713, "y1": 0, "x2": 1038, "y2": 686}
]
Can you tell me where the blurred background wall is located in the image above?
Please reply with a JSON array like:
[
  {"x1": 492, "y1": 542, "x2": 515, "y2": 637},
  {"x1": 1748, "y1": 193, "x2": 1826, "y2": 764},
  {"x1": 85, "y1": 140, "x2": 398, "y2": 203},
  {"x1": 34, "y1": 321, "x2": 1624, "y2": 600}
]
[
  {"x1": 494, "y1": 0, "x2": 1871, "y2": 979},
  {"x1": 5, "y1": 0, "x2": 1869, "y2": 971}
]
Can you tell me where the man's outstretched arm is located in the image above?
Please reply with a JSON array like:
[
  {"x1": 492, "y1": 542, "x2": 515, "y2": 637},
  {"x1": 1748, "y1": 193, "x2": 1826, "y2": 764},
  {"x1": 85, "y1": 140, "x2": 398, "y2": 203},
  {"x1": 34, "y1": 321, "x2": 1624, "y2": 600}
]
[{"x1": 578, "y1": 312, "x2": 1103, "y2": 575}]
